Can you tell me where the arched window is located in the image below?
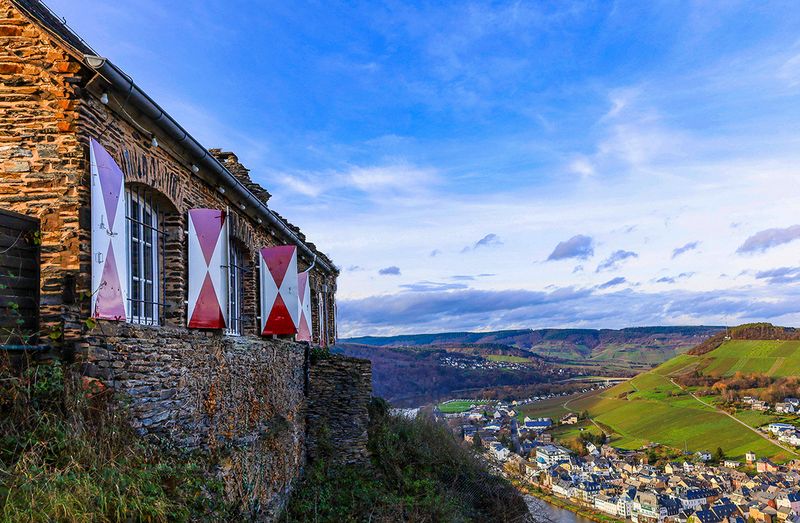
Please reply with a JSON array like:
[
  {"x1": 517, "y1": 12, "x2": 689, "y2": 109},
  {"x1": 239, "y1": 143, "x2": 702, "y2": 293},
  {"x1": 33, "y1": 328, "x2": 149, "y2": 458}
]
[{"x1": 125, "y1": 186, "x2": 168, "y2": 325}]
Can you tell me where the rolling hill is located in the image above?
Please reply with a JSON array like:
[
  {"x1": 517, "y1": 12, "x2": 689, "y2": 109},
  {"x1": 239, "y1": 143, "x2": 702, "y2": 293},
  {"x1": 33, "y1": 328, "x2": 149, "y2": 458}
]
[
  {"x1": 343, "y1": 326, "x2": 723, "y2": 372},
  {"x1": 521, "y1": 324, "x2": 800, "y2": 461}
]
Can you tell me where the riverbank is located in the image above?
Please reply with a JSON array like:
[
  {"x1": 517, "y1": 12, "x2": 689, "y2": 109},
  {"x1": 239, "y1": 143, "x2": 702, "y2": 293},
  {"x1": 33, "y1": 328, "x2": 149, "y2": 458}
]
[{"x1": 515, "y1": 481, "x2": 625, "y2": 523}]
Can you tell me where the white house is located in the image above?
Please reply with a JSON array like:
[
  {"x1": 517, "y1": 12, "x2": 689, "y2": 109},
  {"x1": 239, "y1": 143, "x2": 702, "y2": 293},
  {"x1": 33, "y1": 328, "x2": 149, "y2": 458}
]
[
  {"x1": 696, "y1": 451, "x2": 712, "y2": 462},
  {"x1": 769, "y1": 422, "x2": 795, "y2": 435},
  {"x1": 595, "y1": 494, "x2": 619, "y2": 515},
  {"x1": 777, "y1": 492, "x2": 800, "y2": 514},
  {"x1": 617, "y1": 491, "x2": 635, "y2": 519},
  {"x1": 552, "y1": 479, "x2": 573, "y2": 499},
  {"x1": 536, "y1": 445, "x2": 571, "y2": 469},
  {"x1": 489, "y1": 442, "x2": 510, "y2": 461}
]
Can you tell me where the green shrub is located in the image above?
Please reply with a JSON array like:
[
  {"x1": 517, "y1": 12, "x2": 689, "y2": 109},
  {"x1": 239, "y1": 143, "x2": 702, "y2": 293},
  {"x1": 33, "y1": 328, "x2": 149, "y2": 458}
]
[{"x1": 284, "y1": 398, "x2": 530, "y2": 522}]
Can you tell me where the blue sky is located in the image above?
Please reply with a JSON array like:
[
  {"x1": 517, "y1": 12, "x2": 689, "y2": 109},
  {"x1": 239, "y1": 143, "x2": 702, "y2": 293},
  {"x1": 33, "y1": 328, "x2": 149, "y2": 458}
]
[{"x1": 50, "y1": 0, "x2": 800, "y2": 336}]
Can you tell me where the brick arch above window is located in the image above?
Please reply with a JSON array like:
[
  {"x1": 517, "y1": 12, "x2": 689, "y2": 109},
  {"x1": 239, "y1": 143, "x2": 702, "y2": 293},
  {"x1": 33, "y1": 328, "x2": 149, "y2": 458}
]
[
  {"x1": 120, "y1": 146, "x2": 187, "y2": 211},
  {"x1": 226, "y1": 211, "x2": 258, "y2": 249}
]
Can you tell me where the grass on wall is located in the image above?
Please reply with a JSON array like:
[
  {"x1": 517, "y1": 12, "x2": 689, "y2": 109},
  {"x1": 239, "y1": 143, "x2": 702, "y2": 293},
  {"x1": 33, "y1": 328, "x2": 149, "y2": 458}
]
[{"x1": 0, "y1": 358, "x2": 233, "y2": 522}]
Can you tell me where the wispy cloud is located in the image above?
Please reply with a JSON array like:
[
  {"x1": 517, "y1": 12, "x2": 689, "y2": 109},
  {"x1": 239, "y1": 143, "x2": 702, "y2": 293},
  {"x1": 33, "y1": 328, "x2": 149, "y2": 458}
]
[
  {"x1": 568, "y1": 156, "x2": 594, "y2": 177},
  {"x1": 462, "y1": 233, "x2": 502, "y2": 253},
  {"x1": 737, "y1": 225, "x2": 800, "y2": 254},
  {"x1": 672, "y1": 241, "x2": 700, "y2": 259},
  {"x1": 597, "y1": 276, "x2": 627, "y2": 289},
  {"x1": 754, "y1": 267, "x2": 800, "y2": 285},
  {"x1": 596, "y1": 250, "x2": 638, "y2": 272},
  {"x1": 399, "y1": 281, "x2": 469, "y2": 292},
  {"x1": 547, "y1": 235, "x2": 594, "y2": 261},
  {"x1": 656, "y1": 272, "x2": 694, "y2": 284},
  {"x1": 378, "y1": 266, "x2": 401, "y2": 276},
  {"x1": 275, "y1": 163, "x2": 439, "y2": 202}
]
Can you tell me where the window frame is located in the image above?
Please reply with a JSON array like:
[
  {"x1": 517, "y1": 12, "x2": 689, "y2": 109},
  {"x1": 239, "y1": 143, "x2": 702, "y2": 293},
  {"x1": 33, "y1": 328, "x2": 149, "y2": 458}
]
[
  {"x1": 225, "y1": 240, "x2": 245, "y2": 336},
  {"x1": 125, "y1": 188, "x2": 164, "y2": 326}
]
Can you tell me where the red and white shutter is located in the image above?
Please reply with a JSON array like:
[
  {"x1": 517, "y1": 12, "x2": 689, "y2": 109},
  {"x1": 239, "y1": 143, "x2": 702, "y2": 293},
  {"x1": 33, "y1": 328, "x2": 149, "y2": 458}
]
[
  {"x1": 90, "y1": 138, "x2": 128, "y2": 321},
  {"x1": 296, "y1": 270, "x2": 312, "y2": 342},
  {"x1": 259, "y1": 245, "x2": 299, "y2": 336},
  {"x1": 187, "y1": 209, "x2": 229, "y2": 329}
]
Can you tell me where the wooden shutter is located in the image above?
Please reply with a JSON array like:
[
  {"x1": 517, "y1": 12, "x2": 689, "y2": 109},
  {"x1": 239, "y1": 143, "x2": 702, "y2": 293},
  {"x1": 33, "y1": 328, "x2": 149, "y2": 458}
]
[
  {"x1": 259, "y1": 245, "x2": 298, "y2": 336},
  {"x1": 187, "y1": 209, "x2": 229, "y2": 328},
  {"x1": 90, "y1": 138, "x2": 128, "y2": 320},
  {"x1": 0, "y1": 209, "x2": 39, "y2": 344},
  {"x1": 296, "y1": 270, "x2": 312, "y2": 342}
]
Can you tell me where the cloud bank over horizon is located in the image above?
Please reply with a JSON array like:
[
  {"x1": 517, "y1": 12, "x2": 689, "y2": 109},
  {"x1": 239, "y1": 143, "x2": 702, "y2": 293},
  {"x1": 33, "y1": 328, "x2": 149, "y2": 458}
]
[{"x1": 339, "y1": 283, "x2": 800, "y2": 337}]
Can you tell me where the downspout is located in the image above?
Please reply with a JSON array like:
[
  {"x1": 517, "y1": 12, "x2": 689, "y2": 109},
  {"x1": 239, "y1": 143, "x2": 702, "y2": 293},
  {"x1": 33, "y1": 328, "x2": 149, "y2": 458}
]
[{"x1": 82, "y1": 55, "x2": 335, "y2": 275}]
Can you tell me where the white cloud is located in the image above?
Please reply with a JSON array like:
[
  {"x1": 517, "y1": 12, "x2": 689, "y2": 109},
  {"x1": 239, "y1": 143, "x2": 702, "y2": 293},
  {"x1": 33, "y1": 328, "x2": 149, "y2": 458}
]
[
  {"x1": 568, "y1": 156, "x2": 595, "y2": 177},
  {"x1": 271, "y1": 163, "x2": 439, "y2": 203},
  {"x1": 778, "y1": 51, "x2": 800, "y2": 87}
]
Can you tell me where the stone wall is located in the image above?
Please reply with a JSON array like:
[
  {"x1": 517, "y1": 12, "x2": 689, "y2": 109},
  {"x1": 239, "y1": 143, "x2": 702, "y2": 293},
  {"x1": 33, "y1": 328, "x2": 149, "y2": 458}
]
[
  {"x1": 84, "y1": 320, "x2": 309, "y2": 518},
  {"x1": 307, "y1": 355, "x2": 372, "y2": 466}
]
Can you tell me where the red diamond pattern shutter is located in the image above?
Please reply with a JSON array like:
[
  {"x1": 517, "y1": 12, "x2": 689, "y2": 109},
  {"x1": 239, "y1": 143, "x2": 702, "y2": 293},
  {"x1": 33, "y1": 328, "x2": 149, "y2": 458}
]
[
  {"x1": 90, "y1": 138, "x2": 128, "y2": 321},
  {"x1": 296, "y1": 270, "x2": 312, "y2": 342},
  {"x1": 187, "y1": 209, "x2": 229, "y2": 329},
  {"x1": 259, "y1": 245, "x2": 299, "y2": 336}
]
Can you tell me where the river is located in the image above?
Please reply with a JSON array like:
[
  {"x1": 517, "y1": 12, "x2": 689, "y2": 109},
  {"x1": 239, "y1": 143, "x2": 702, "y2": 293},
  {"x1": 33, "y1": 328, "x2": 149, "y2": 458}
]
[{"x1": 525, "y1": 495, "x2": 596, "y2": 523}]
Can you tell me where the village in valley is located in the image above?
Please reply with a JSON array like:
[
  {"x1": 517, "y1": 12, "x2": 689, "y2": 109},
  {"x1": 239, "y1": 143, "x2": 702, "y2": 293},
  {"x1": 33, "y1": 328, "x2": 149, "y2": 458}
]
[{"x1": 437, "y1": 393, "x2": 800, "y2": 523}]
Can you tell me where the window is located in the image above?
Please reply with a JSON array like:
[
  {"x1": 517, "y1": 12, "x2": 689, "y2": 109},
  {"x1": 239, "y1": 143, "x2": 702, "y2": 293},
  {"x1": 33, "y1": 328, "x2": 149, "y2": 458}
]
[
  {"x1": 225, "y1": 242, "x2": 245, "y2": 335},
  {"x1": 126, "y1": 188, "x2": 164, "y2": 325}
]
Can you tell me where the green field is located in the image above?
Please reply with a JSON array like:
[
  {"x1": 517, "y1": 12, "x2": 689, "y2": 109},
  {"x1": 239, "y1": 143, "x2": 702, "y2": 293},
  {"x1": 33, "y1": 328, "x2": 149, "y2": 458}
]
[
  {"x1": 520, "y1": 340, "x2": 800, "y2": 461},
  {"x1": 437, "y1": 400, "x2": 489, "y2": 413},
  {"x1": 485, "y1": 355, "x2": 530, "y2": 363}
]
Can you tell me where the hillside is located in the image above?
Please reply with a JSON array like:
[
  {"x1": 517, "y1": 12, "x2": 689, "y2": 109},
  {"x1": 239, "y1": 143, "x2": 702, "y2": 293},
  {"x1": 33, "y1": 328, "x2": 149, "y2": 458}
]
[
  {"x1": 344, "y1": 326, "x2": 723, "y2": 371},
  {"x1": 521, "y1": 324, "x2": 800, "y2": 461},
  {"x1": 285, "y1": 399, "x2": 531, "y2": 522},
  {"x1": 336, "y1": 342, "x2": 573, "y2": 406}
]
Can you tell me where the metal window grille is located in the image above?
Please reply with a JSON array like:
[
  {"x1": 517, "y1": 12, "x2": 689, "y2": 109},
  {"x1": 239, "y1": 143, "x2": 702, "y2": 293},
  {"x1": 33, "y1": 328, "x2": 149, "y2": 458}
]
[
  {"x1": 224, "y1": 242, "x2": 245, "y2": 336},
  {"x1": 125, "y1": 187, "x2": 167, "y2": 326}
]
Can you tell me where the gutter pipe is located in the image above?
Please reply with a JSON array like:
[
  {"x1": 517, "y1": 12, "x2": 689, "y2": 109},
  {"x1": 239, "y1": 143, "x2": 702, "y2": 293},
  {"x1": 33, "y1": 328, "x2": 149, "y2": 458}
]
[{"x1": 83, "y1": 55, "x2": 335, "y2": 275}]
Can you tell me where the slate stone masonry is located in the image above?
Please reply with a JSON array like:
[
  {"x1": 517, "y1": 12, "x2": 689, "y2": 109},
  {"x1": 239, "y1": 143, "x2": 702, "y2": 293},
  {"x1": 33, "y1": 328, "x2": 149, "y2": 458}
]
[
  {"x1": 85, "y1": 321, "x2": 309, "y2": 517},
  {"x1": 307, "y1": 355, "x2": 372, "y2": 466}
]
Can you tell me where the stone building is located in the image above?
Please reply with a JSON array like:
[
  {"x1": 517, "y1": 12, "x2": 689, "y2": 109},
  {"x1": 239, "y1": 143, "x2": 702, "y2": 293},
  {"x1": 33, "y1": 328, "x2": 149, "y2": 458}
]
[{"x1": 0, "y1": 0, "x2": 369, "y2": 517}]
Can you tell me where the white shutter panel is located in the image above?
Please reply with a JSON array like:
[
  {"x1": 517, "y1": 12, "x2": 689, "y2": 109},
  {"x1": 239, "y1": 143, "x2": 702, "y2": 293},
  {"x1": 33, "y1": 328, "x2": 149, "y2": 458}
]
[
  {"x1": 296, "y1": 270, "x2": 312, "y2": 342},
  {"x1": 187, "y1": 209, "x2": 229, "y2": 328},
  {"x1": 259, "y1": 245, "x2": 299, "y2": 336},
  {"x1": 90, "y1": 138, "x2": 128, "y2": 320}
]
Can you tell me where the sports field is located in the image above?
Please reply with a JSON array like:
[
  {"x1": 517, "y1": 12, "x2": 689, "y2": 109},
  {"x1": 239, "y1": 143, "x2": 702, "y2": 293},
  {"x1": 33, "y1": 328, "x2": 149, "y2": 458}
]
[
  {"x1": 437, "y1": 400, "x2": 489, "y2": 413},
  {"x1": 485, "y1": 355, "x2": 530, "y2": 363}
]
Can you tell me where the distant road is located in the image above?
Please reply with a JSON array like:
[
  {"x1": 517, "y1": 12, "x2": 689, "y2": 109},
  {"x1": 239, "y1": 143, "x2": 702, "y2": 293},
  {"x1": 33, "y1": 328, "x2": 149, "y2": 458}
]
[{"x1": 669, "y1": 378, "x2": 798, "y2": 457}]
